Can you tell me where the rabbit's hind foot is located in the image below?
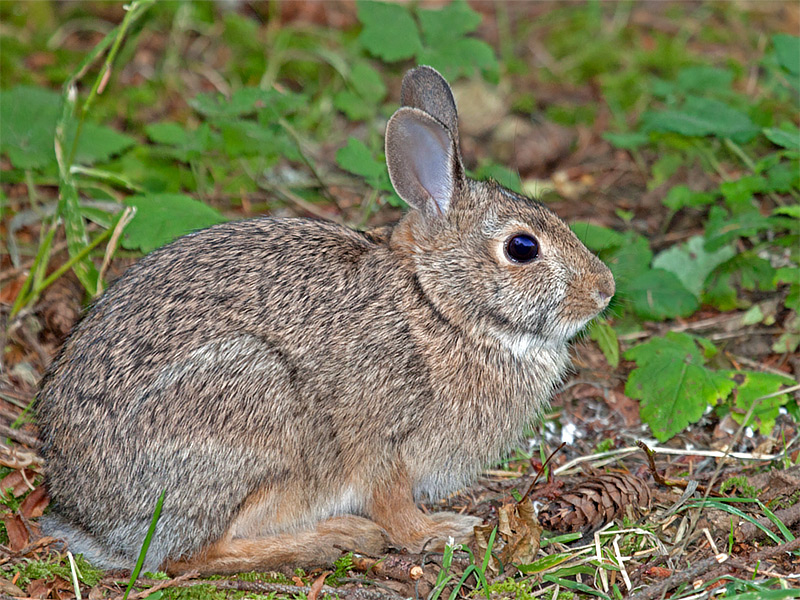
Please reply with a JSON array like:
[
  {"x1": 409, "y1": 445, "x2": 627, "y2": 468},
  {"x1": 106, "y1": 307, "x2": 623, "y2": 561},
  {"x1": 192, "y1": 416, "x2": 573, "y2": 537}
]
[{"x1": 166, "y1": 515, "x2": 389, "y2": 576}]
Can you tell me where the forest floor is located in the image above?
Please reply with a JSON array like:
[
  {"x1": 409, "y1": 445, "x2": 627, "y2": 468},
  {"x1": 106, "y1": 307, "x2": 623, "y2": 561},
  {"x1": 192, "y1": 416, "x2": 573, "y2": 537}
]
[{"x1": 1, "y1": 2, "x2": 799, "y2": 599}]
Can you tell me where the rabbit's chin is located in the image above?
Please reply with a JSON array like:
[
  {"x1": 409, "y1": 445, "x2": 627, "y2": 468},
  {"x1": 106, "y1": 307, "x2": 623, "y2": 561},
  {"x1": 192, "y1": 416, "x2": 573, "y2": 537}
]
[{"x1": 493, "y1": 317, "x2": 599, "y2": 358}]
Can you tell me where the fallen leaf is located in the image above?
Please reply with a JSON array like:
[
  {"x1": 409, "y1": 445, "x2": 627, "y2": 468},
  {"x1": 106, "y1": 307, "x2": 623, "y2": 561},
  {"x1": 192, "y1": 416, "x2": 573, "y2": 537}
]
[
  {"x1": 307, "y1": 570, "x2": 330, "y2": 600},
  {"x1": 2, "y1": 511, "x2": 29, "y2": 551},
  {"x1": 20, "y1": 486, "x2": 50, "y2": 519}
]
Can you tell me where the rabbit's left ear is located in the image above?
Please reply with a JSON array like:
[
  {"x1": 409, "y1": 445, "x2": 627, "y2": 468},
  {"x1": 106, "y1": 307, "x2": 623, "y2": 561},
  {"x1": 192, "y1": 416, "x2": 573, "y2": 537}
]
[
  {"x1": 385, "y1": 107, "x2": 464, "y2": 219},
  {"x1": 400, "y1": 66, "x2": 460, "y2": 151}
]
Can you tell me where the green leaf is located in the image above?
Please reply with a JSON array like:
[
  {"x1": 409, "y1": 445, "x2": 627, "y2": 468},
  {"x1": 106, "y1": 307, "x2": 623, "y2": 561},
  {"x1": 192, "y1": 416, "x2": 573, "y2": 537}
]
[
  {"x1": 722, "y1": 370, "x2": 796, "y2": 435},
  {"x1": 418, "y1": 0, "x2": 481, "y2": 42},
  {"x1": 675, "y1": 65, "x2": 734, "y2": 93},
  {"x1": 602, "y1": 131, "x2": 649, "y2": 150},
  {"x1": 349, "y1": 62, "x2": 387, "y2": 103},
  {"x1": 76, "y1": 122, "x2": 135, "y2": 165},
  {"x1": 662, "y1": 185, "x2": 717, "y2": 211},
  {"x1": 122, "y1": 193, "x2": 227, "y2": 254},
  {"x1": 570, "y1": 222, "x2": 626, "y2": 253},
  {"x1": 473, "y1": 163, "x2": 523, "y2": 195},
  {"x1": 145, "y1": 122, "x2": 190, "y2": 146},
  {"x1": 0, "y1": 85, "x2": 133, "y2": 170},
  {"x1": 719, "y1": 175, "x2": 766, "y2": 213},
  {"x1": 704, "y1": 206, "x2": 774, "y2": 251},
  {"x1": 763, "y1": 126, "x2": 800, "y2": 150},
  {"x1": 589, "y1": 319, "x2": 619, "y2": 368},
  {"x1": 416, "y1": 0, "x2": 498, "y2": 79},
  {"x1": 625, "y1": 268, "x2": 699, "y2": 321},
  {"x1": 642, "y1": 96, "x2": 759, "y2": 143},
  {"x1": 652, "y1": 236, "x2": 736, "y2": 298},
  {"x1": 605, "y1": 233, "x2": 653, "y2": 285},
  {"x1": 417, "y1": 38, "x2": 499, "y2": 81},
  {"x1": 357, "y1": 1, "x2": 422, "y2": 62},
  {"x1": 0, "y1": 85, "x2": 61, "y2": 169},
  {"x1": 335, "y1": 137, "x2": 386, "y2": 184},
  {"x1": 625, "y1": 332, "x2": 736, "y2": 441},
  {"x1": 773, "y1": 34, "x2": 800, "y2": 75}
]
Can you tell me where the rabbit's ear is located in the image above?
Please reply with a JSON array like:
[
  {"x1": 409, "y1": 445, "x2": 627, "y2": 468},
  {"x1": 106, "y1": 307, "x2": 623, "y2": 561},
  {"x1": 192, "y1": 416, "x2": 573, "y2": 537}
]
[
  {"x1": 386, "y1": 107, "x2": 464, "y2": 217},
  {"x1": 400, "y1": 66, "x2": 460, "y2": 148}
]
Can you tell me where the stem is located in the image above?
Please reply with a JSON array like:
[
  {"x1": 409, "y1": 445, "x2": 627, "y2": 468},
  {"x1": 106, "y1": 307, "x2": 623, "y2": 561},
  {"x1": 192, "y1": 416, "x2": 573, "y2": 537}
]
[{"x1": 66, "y1": 0, "x2": 155, "y2": 167}]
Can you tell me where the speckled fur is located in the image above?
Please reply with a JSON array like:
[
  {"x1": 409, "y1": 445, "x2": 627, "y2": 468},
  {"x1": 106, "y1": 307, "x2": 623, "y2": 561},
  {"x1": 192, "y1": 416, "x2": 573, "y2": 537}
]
[{"x1": 37, "y1": 67, "x2": 614, "y2": 575}]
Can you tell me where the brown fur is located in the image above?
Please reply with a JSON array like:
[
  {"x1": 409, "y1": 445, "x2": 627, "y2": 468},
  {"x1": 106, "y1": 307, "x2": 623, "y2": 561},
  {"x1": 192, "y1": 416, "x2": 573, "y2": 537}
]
[{"x1": 37, "y1": 66, "x2": 614, "y2": 574}]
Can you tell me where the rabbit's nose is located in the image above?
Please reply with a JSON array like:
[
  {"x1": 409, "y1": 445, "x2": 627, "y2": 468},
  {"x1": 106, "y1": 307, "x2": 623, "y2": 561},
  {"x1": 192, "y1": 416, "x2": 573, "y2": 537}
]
[{"x1": 595, "y1": 269, "x2": 615, "y2": 306}]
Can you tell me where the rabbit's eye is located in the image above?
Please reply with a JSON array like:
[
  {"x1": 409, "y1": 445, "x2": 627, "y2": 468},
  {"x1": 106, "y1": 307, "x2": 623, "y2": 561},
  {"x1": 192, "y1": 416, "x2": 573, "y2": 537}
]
[{"x1": 505, "y1": 234, "x2": 539, "y2": 263}]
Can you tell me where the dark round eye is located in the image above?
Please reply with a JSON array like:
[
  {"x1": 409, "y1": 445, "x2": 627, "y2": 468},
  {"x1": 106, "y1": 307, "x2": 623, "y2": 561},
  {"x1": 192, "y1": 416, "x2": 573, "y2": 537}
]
[{"x1": 505, "y1": 234, "x2": 539, "y2": 263}]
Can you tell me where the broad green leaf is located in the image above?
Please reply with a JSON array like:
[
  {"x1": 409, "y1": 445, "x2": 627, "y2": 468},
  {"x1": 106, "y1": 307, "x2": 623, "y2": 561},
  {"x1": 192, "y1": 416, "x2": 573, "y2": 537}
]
[
  {"x1": 123, "y1": 193, "x2": 227, "y2": 253},
  {"x1": 763, "y1": 126, "x2": 800, "y2": 150},
  {"x1": 720, "y1": 175, "x2": 766, "y2": 213},
  {"x1": 652, "y1": 236, "x2": 736, "y2": 298},
  {"x1": 190, "y1": 87, "x2": 274, "y2": 118},
  {"x1": 602, "y1": 131, "x2": 649, "y2": 149},
  {"x1": 722, "y1": 370, "x2": 796, "y2": 434},
  {"x1": 0, "y1": 85, "x2": 61, "y2": 169},
  {"x1": 625, "y1": 268, "x2": 699, "y2": 321},
  {"x1": 675, "y1": 65, "x2": 734, "y2": 93},
  {"x1": 625, "y1": 332, "x2": 736, "y2": 441},
  {"x1": 145, "y1": 122, "x2": 190, "y2": 146},
  {"x1": 662, "y1": 185, "x2": 717, "y2": 211},
  {"x1": 0, "y1": 85, "x2": 133, "y2": 170},
  {"x1": 418, "y1": 0, "x2": 481, "y2": 42},
  {"x1": 589, "y1": 319, "x2": 619, "y2": 368},
  {"x1": 766, "y1": 160, "x2": 800, "y2": 192},
  {"x1": 473, "y1": 163, "x2": 523, "y2": 195},
  {"x1": 333, "y1": 90, "x2": 373, "y2": 121},
  {"x1": 350, "y1": 62, "x2": 387, "y2": 103},
  {"x1": 418, "y1": 38, "x2": 499, "y2": 80},
  {"x1": 605, "y1": 233, "x2": 652, "y2": 284},
  {"x1": 357, "y1": 1, "x2": 422, "y2": 62},
  {"x1": 570, "y1": 222, "x2": 625, "y2": 253},
  {"x1": 335, "y1": 137, "x2": 386, "y2": 184},
  {"x1": 772, "y1": 33, "x2": 800, "y2": 75},
  {"x1": 642, "y1": 96, "x2": 759, "y2": 143},
  {"x1": 76, "y1": 122, "x2": 135, "y2": 165},
  {"x1": 704, "y1": 206, "x2": 774, "y2": 251}
]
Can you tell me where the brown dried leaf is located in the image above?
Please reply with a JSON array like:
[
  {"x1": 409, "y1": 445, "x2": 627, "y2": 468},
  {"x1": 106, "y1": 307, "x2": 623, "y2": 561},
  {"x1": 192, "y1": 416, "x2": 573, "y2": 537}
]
[
  {"x1": 0, "y1": 578, "x2": 25, "y2": 597},
  {"x1": 2, "y1": 511, "x2": 29, "y2": 551},
  {"x1": 499, "y1": 498, "x2": 542, "y2": 565},
  {"x1": 307, "y1": 571, "x2": 330, "y2": 600},
  {"x1": 0, "y1": 468, "x2": 37, "y2": 496},
  {"x1": 20, "y1": 485, "x2": 50, "y2": 518},
  {"x1": 26, "y1": 578, "x2": 55, "y2": 599}
]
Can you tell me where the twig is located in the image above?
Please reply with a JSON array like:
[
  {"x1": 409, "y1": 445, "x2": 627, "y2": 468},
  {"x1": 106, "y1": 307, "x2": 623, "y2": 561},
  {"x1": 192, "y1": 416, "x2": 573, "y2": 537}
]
[
  {"x1": 350, "y1": 554, "x2": 424, "y2": 582},
  {"x1": 521, "y1": 442, "x2": 565, "y2": 502},
  {"x1": 108, "y1": 571, "x2": 200, "y2": 600}
]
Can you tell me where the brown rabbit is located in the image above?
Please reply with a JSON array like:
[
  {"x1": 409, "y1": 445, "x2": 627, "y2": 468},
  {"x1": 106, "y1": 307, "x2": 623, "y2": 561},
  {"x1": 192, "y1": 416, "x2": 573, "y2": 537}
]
[{"x1": 37, "y1": 66, "x2": 614, "y2": 575}]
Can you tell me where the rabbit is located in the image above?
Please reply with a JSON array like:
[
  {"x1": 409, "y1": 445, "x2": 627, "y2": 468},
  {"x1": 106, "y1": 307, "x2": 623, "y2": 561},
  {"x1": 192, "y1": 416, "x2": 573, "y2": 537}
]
[{"x1": 37, "y1": 65, "x2": 615, "y2": 576}]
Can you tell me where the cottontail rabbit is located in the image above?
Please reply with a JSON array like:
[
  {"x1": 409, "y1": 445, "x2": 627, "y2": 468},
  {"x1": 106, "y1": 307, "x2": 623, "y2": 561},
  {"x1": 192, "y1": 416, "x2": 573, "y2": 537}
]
[{"x1": 38, "y1": 66, "x2": 614, "y2": 575}]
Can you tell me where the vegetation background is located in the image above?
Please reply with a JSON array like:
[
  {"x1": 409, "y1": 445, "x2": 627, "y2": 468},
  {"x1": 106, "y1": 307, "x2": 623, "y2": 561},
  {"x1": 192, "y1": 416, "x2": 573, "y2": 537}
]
[{"x1": 0, "y1": 1, "x2": 798, "y2": 598}]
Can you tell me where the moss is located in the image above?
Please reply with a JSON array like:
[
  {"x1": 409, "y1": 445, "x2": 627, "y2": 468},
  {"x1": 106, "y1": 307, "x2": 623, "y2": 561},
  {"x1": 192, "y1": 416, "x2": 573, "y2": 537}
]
[{"x1": 10, "y1": 554, "x2": 105, "y2": 587}]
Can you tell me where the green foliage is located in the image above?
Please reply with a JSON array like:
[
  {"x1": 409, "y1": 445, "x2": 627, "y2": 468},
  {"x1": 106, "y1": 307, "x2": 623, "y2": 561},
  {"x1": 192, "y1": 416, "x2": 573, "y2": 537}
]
[
  {"x1": 335, "y1": 137, "x2": 403, "y2": 207},
  {"x1": 123, "y1": 195, "x2": 226, "y2": 253},
  {"x1": 625, "y1": 332, "x2": 735, "y2": 441},
  {"x1": 625, "y1": 332, "x2": 796, "y2": 441},
  {"x1": 356, "y1": 0, "x2": 499, "y2": 80},
  {"x1": 0, "y1": 85, "x2": 135, "y2": 170},
  {"x1": 589, "y1": 319, "x2": 619, "y2": 368}
]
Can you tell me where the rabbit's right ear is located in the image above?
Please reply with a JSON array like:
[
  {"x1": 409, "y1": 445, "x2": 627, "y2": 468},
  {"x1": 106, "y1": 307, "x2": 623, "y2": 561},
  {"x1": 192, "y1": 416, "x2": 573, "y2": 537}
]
[{"x1": 385, "y1": 107, "x2": 465, "y2": 218}]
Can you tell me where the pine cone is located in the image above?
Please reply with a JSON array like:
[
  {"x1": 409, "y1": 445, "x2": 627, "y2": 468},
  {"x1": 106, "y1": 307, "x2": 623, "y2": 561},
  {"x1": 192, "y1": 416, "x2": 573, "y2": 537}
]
[{"x1": 536, "y1": 472, "x2": 651, "y2": 533}]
